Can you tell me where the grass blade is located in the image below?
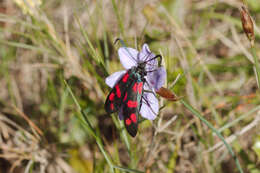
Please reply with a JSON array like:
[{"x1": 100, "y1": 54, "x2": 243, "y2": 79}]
[
  {"x1": 251, "y1": 46, "x2": 260, "y2": 89},
  {"x1": 113, "y1": 165, "x2": 144, "y2": 173},
  {"x1": 218, "y1": 105, "x2": 260, "y2": 133},
  {"x1": 64, "y1": 80, "x2": 114, "y2": 173},
  {"x1": 180, "y1": 99, "x2": 244, "y2": 173}
]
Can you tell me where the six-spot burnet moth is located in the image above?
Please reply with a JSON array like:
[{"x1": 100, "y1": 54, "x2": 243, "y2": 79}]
[{"x1": 105, "y1": 39, "x2": 166, "y2": 137}]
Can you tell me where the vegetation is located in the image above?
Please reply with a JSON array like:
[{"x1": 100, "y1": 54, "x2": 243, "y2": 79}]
[{"x1": 0, "y1": 0, "x2": 259, "y2": 172}]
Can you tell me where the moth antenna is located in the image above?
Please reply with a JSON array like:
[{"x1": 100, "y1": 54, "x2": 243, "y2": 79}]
[
  {"x1": 114, "y1": 38, "x2": 125, "y2": 46},
  {"x1": 145, "y1": 54, "x2": 162, "y2": 63},
  {"x1": 114, "y1": 38, "x2": 138, "y2": 63}
]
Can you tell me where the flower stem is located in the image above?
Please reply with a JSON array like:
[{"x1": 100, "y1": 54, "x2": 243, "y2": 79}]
[
  {"x1": 180, "y1": 99, "x2": 244, "y2": 173},
  {"x1": 64, "y1": 80, "x2": 115, "y2": 173},
  {"x1": 65, "y1": 80, "x2": 144, "y2": 173},
  {"x1": 251, "y1": 46, "x2": 260, "y2": 89}
]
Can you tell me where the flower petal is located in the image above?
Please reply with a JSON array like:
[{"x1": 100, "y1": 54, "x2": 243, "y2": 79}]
[
  {"x1": 139, "y1": 44, "x2": 156, "y2": 64},
  {"x1": 140, "y1": 92, "x2": 159, "y2": 120},
  {"x1": 143, "y1": 81, "x2": 150, "y2": 90},
  {"x1": 105, "y1": 70, "x2": 126, "y2": 88},
  {"x1": 147, "y1": 67, "x2": 166, "y2": 91},
  {"x1": 141, "y1": 44, "x2": 151, "y2": 57},
  {"x1": 118, "y1": 47, "x2": 138, "y2": 69}
]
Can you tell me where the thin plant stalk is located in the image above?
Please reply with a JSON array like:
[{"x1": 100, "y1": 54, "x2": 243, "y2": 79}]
[
  {"x1": 64, "y1": 80, "x2": 144, "y2": 173},
  {"x1": 64, "y1": 80, "x2": 114, "y2": 173},
  {"x1": 180, "y1": 99, "x2": 244, "y2": 173},
  {"x1": 251, "y1": 46, "x2": 260, "y2": 89},
  {"x1": 111, "y1": 0, "x2": 124, "y2": 37}
]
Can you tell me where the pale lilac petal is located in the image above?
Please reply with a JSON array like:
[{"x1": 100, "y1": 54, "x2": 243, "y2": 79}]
[
  {"x1": 141, "y1": 44, "x2": 151, "y2": 56},
  {"x1": 147, "y1": 67, "x2": 166, "y2": 91},
  {"x1": 105, "y1": 70, "x2": 126, "y2": 88},
  {"x1": 118, "y1": 47, "x2": 138, "y2": 69},
  {"x1": 139, "y1": 44, "x2": 156, "y2": 65},
  {"x1": 140, "y1": 92, "x2": 159, "y2": 120},
  {"x1": 143, "y1": 81, "x2": 150, "y2": 90}
]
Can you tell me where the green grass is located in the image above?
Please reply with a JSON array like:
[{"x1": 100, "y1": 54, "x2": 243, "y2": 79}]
[{"x1": 0, "y1": 0, "x2": 260, "y2": 173}]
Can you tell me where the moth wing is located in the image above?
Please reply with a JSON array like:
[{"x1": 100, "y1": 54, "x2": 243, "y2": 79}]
[
  {"x1": 105, "y1": 69, "x2": 133, "y2": 114},
  {"x1": 122, "y1": 81, "x2": 144, "y2": 137}
]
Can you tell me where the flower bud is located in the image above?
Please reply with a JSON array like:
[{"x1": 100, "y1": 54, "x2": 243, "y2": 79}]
[
  {"x1": 156, "y1": 87, "x2": 180, "y2": 101},
  {"x1": 240, "y1": 6, "x2": 254, "y2": 46}
]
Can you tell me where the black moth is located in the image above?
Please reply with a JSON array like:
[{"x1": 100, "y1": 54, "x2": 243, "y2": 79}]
[{"x1": 105, "y1": 44, "x2": 161, "y2": 137}]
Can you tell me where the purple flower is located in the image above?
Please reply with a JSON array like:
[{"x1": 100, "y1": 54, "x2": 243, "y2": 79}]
[{"x1": 105, "y1": 44, "x2": 166, "y2": 120}]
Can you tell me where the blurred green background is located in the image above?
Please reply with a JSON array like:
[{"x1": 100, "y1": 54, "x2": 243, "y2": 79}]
[{"x1": 0, "y1": 0, "x2": 260, "y2": 172}]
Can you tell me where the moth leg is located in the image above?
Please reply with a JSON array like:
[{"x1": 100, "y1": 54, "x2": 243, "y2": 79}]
[{"x1": 141, "y1": 94, "x2": 157, "y2": 116}]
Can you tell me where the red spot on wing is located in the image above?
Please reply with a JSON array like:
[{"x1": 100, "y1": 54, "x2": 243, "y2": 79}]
[
  {"x1": 110, "y1": 103, "x2": 114, "y2": 110},
  {"x1": 123, "y1": 92, "x2": 127, "y2": 101},
  {"x1": 125, "y1": 118, "x2": 131, "y2": 125},
  {"x1": 138, "y1": 82, "x2": 143, "y2": 94},
  {"x1": 122, "y1": 73, "x2": 129, "y2": 83},
  {"x1": 132, "y1": 83, "x2": 138, "y2": 92},
  {"x1": 127, "y1": 100, "x2": 138, "y2": 108},
  {"x1": 115, "y1": 84, "x2": 121, "y2": 98},
  {"x1": 109, "y1": 92, "x2": 115, "y2": 101},
  {"x1": 130, "y1": 113, "x2": 137, "y2": 123}
]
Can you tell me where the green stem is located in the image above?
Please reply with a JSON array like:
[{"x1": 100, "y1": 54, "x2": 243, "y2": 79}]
[
  {"x1": 180, "y1": 99, "x2": 244, "y2": 173},
  {"x1": 113, "y1": 165, "x2": 144, "y2": 173},
  {"x1": 251, "y1": 46, "x2": 260, "y2": 89},
  {"x1": 218, "y1": 105, "x2": 260, "y2": 133},
  {"x1": 65, "y1": 80, "x2": 143, "y2": 173},
  {"x1": 64, "y1": 80, "x2": 114, "y2": 173},
  {"x1": 111, "y1": 0, "x2": 124, "y2": 37}
]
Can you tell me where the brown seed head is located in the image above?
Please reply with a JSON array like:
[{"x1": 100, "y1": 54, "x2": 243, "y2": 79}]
[
  {"x1": 156, "y1": 87, "x2": 181, "y2": 101},
  {"x1": 240, "y1": 6, "x2": 254, "y2": 46}
]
